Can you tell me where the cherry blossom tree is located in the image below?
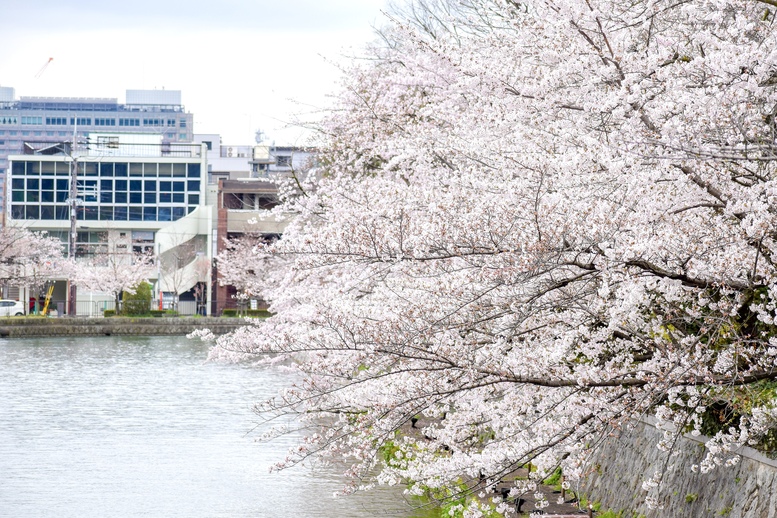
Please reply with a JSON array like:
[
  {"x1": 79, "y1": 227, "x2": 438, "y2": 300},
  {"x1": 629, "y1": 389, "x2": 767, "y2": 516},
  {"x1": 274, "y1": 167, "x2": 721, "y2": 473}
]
[
  {"x1": 0, "y1": 225, "x2": 64, "y2": 289},
  {"x1": 68, "y1": 233, "x2": 153, "y2": 314},
  {"x1": 211, "y1": 0, "x2": 777, "y2": 513}
]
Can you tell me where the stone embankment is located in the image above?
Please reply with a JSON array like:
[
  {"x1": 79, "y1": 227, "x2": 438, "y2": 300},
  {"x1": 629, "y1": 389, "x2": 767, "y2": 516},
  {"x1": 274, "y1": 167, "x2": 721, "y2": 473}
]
[
  {"x1": 581, "y1": 418, "x2": 777, "y2": 518},
  {"x1": 0, "y1": 316, "x2": 246, "y2": 337}
]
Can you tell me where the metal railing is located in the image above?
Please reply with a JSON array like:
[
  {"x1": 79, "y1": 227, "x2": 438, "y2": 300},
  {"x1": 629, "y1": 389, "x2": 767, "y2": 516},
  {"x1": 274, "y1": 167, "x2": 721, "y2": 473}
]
[{"x1": 32, "y1": 299, "x2": 205, "y2": 317}]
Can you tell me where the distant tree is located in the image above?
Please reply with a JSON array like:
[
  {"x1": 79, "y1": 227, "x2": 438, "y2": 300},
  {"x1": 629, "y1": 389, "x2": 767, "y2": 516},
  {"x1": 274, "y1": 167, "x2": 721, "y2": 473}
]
[
  {"x1": 122, "y1": 281, "x2": 152, "y2": 316},
  {"x1": 0, "y1": 225, "x2": 64, "y2": 289},
  {"x1": 159, "y1": 233, "x2": 207, "y2": 312},
  {"x1": 68, "y1": 232, "x2": 153, "y2": 314}
]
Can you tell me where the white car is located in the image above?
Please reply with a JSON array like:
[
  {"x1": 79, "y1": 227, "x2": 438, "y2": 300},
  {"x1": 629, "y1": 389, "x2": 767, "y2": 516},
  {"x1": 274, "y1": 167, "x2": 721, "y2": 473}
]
[{"x1": 0, "y1": 299, "x2": 26, "y2": 317}]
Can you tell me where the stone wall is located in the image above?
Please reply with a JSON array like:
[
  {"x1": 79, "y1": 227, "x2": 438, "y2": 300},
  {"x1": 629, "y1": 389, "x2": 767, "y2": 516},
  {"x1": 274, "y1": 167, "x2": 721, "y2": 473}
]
[
  {"x1": 580, "y1": 419, "x2": 777, "y2": 517},
  {"x1": 0, "y1": 317, "x2": 246, "y2": 337}
]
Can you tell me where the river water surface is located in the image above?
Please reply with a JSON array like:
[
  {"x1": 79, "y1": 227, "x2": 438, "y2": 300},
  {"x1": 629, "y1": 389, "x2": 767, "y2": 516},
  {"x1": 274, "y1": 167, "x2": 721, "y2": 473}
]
[{"x1": 0, "y1": 335, "x2": 416, "y2": 517}]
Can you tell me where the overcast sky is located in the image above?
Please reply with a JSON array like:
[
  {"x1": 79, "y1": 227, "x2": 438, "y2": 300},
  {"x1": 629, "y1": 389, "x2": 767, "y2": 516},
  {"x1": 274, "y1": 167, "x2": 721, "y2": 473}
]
[{"x1": 0, "y1": 0, "x2": 389, "y2": 145}]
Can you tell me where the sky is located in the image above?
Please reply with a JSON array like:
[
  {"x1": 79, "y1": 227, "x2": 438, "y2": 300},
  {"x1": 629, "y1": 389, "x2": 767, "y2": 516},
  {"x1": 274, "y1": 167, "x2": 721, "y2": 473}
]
[{"x1": 0, "y1": 0, "x2": 389, "y2": 146}]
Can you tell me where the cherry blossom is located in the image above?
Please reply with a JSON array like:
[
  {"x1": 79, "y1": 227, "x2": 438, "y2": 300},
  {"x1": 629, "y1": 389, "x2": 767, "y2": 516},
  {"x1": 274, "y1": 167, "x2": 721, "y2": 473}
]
[{"x1": 213, "y1": 0, "x2": 777, "y2": 512}]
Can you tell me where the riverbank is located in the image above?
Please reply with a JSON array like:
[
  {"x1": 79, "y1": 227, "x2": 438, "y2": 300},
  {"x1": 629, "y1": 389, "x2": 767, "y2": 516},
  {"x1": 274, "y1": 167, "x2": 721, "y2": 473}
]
[{"x1": 0, "y1": 316, "x2": 247, "y2": 337}]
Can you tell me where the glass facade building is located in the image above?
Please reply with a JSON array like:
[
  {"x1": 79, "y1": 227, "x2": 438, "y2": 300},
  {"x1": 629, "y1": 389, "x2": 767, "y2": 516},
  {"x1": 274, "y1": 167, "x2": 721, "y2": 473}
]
[
  {"x1": 8, "y1": 157, "x2": 203, "y2": 223},
  {"x1": 0, "y1": 89, "x2": 194, "y2": 219}
]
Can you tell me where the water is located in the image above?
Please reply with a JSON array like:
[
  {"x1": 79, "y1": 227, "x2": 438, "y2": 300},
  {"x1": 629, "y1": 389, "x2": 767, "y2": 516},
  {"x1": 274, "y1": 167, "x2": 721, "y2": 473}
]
[{"x1": 0, "y1": 336, "x2": 417, "y2": 518}]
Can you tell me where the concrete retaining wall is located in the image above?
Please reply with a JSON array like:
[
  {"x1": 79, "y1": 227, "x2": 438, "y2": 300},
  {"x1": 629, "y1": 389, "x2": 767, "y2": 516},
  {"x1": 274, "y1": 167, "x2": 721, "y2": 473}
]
[
  {"x1": 0, "y1": 317, "x2": 247, "y2": 337},
  {"x1": 581, "y1": 419, "x2": 777, "y2": 517}
]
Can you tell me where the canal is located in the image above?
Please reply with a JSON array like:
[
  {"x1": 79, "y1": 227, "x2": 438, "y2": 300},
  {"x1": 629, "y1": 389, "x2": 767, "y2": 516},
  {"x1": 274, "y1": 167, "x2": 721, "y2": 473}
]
[{"x1": 0, "y1": 335, "x2": 417, "y2": 517}]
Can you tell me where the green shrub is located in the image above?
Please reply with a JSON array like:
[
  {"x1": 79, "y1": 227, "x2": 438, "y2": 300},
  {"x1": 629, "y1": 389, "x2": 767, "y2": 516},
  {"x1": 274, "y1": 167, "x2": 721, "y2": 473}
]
[
  {"x1": 246, "y1": 309, "x2": 272, "y2": 318},
  {"x1": 122, "y1": 282, "x2": 152, "y2": 316},
  {"x1": 103, "y1": 309, "x2": 116, "y2": 317},
  {"x1": 222, "y1": 308, "x2": 272, "y2": 318}
]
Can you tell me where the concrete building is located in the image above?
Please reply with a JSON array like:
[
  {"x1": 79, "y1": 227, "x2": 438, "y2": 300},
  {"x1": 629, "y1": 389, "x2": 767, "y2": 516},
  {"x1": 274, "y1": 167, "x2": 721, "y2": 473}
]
[
  {"x1": 5, "y1": 137, "x2": 212, "y2": 315},
  {"x1": 0, "y1": 87, "x2": 193, "y2": 221},
  {"x1": 193, "y1": 134, "x2": 317, "y2": 314},
  {"x1": 3, "y1": 118, "x2": 316, "y2": 315}
]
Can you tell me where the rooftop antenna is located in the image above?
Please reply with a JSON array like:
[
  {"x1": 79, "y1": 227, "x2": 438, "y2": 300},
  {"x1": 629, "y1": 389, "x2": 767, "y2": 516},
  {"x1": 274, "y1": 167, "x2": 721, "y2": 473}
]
[{"x1": 34, "y1": 57, "x2": 54, "y2": 79}]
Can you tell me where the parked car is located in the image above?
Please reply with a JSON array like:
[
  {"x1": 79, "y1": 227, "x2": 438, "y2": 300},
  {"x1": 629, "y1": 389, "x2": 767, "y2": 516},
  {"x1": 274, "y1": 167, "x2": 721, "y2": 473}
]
[{"x1": 0, "y1": 299, "x2": 26, "y2": 317}]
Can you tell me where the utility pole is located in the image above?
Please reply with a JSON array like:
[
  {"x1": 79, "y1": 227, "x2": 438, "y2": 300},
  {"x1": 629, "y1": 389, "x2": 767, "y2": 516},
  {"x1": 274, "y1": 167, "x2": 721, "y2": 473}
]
[{"x1": 67, "y1": 123, "x2": 79, "y2": 316}]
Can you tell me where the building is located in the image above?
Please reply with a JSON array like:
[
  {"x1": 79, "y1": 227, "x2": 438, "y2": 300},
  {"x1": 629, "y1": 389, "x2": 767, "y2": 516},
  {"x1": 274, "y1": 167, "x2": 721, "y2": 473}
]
[
  {"x1": 0, "y1": 87, "x2": 193, "y2": 221},
  {"x1": 3, "y1": 113, "x2": 316, "y2": 315},
  {"x1": 194, "y1": 134, "x2": 317, "y2": 314},
  {"x1": 5, "y1": 137, "x2": 212, "y2": 315}
]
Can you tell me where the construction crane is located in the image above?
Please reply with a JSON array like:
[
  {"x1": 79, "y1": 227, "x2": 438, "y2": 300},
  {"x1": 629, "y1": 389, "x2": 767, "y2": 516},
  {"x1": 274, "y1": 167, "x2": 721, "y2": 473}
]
[{"x1": 35, "y1": 57, "x2": 54, "y2": 79}]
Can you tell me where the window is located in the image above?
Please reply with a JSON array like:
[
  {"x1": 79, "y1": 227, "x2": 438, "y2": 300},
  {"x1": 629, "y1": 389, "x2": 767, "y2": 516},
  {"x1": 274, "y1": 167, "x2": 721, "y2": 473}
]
[
  {"x1": 97, "y1": 136, "x2": 119, "y2": 149},
  {"x1": 46, "y1": 117, "x2": 68, "y2": 125},
  {"x1": 21, "y1": 116, "x2": 42, "y2": 125},
  {"x1": 94, "y1": 118, "x2": 116, "y2": 126},
  {"x1": 203, "y1": 141, "x2": 212, "y2": 150},
  {"x1": 276, "y1": 155, "x2": 291, "y2": 167},
  {"x1": 179, "y1": 119, "x2": 187, "y2": 128},
  {"x1": 167, "y1": 119, "x2": 176, "y2": 127},
  {"x1": 70, "y1": 117, "x2": 91, "y2": 126},
  {"x1": 119, "y1": 118, "x2": 140, "y2": 127}
]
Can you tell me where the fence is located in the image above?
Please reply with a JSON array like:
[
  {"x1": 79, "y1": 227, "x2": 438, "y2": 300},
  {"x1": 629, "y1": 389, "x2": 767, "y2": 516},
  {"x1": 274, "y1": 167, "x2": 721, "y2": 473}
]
[{"x1": 33, "y1": 299, "x2": 205, "y2": 317}]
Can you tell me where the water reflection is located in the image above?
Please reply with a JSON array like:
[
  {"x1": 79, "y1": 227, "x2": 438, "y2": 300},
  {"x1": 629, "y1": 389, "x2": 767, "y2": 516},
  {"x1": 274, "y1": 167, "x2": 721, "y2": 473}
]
[{"x1": 0, "y1": 336, "x2": 417, "y2": 517}]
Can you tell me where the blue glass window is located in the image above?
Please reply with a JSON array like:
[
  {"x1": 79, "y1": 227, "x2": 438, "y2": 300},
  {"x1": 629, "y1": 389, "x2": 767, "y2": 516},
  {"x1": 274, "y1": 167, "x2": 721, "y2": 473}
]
[
  {"x1": 115, "y1": 180, "x2": 127, "y2": 191},
  {"x1": 130, "y1": 192, "x2": 142, "y2": 203},
  {"x1": 143, "y1": 207, "x2": 156, "y2": 221},
  {"x1": 173, "y1": 193, "x2": 184, "y2": 203},
  {"x1": 173, "y1": 207, "x2": 185, "y2": 220},
  {"x1": 144, "y1": 193, "x2": 156, "y2": 203},
  {"x1": 158, "y1": 207, "x2": 171, "y2": 221},
  {"x1": 115, "y1": 192, "x2": 127, "y2": 203},
  {"x1": 187, "y1": 164, "x2": 200, "y2": 177},
  {"x1": 129, "y1": 207, "x2": 142, "y2": 221},
  {"x1": 114, "y1": 207, "x2": 128, "y2": 221}
]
